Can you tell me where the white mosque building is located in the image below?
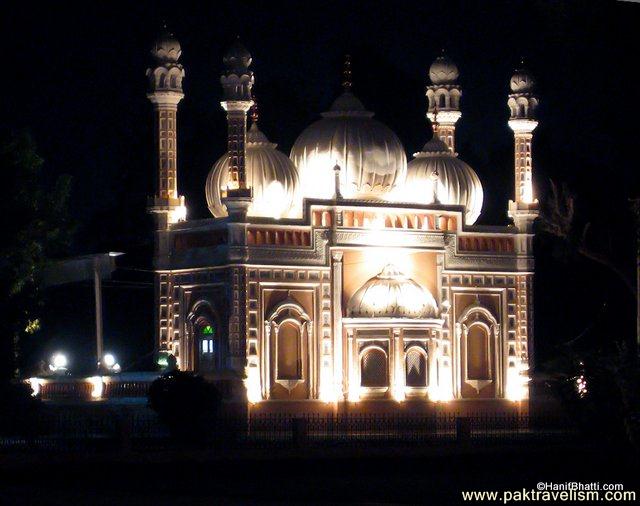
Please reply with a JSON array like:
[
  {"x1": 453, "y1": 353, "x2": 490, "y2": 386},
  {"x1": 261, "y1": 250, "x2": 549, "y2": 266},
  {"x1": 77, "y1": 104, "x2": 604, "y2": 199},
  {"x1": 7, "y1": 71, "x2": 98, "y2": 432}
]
[{"x1": 146, "y1": 31, "x2": 540, "y2": 414}]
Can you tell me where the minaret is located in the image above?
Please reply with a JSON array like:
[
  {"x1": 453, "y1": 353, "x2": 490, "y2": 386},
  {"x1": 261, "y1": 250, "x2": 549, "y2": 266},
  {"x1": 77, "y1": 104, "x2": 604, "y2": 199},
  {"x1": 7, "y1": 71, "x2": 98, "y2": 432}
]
[
  {"x1": 507, "y1": 61, "x2": 540, "y2": 232},
  {"x1": 505, "y1": 62, "x2": 539, "y2": 403},
  {"x1": 220, "y1": 39, "x2": 254, "y2": 220},
  {"x1": 146, "y1": 27, "x2": 186, "y2": 229},
  {"x1": 426, "y1": 51, "x2": 461, "y2": 152}
]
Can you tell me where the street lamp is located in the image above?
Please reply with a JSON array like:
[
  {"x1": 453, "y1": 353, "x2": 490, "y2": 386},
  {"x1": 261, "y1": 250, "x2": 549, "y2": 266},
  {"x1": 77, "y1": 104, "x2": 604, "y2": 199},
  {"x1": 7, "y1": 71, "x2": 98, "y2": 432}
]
[
  {"x1": 100, "y1": 352, "x2": 121, "y2": 373},
  {"x1": 49, "y1": 352, "x2": 68, "y2": 373}
]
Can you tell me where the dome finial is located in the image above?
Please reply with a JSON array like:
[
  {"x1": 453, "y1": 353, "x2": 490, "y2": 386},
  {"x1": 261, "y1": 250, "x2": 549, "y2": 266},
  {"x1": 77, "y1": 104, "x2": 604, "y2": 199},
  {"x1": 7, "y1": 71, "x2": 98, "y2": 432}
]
[
  {"x1": 342, "y1": 54, "x2": 353, "y2": 91},
  {"x1": 333, "y1": 163, "x2": 343, "y2": 200},
  {"x1": 429, "y1": 167, "x2": 440, "y2": 204}
]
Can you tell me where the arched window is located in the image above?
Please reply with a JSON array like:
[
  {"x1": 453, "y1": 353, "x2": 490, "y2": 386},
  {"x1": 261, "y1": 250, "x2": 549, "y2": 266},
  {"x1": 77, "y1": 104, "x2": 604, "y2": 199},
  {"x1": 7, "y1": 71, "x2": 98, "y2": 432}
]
[
  {"x1": 170, "y1": 75, "x2": 177, "y2": 88},
  {"x1": 196, "y1": 319, "x2": 218, "y2": 373},
  {"x1": 158, "y1": 74, "x2": 166, "y2": 88},
  {"x1": 361, "y1": 348, "x2": 388, "y2": 387},
  {"x1": 467, "y1": 324, "x2": 490, "y2": 380},
  {"x1": 406, "y1": 349, "x2": 427, "y2": 387},
  {"x1": 518, "y1": 103, "x2": 526, "y2": 117},
  {"x1": 438, "y1": 94, "x2": 446, "y2": 108},
  {"x1": 277, "y1": 321, "x2": 301, "y2": 380}
]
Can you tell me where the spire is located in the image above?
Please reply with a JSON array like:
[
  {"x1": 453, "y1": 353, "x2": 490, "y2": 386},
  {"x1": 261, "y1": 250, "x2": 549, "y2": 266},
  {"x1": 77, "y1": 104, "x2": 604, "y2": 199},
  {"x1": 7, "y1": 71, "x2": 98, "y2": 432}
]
[{"x1": 342, "y1": 54, "x2": 352, "y2": 91}]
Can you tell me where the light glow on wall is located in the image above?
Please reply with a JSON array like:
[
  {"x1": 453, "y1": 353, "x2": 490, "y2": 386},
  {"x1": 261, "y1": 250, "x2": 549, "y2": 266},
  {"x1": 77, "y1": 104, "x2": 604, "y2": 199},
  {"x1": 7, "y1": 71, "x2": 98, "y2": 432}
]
[
  {"x1": 521, "y1": 187, "x2": 533, "y2": 204},
  {"x1": 251, "y1": 180, "x2": 288, "y2": 219},
  {"x1": 392, "y1": 384, "x2": 405, "y2": 402},
  {"x1": 28, "y1": 377, "x2": 43, "y2": 397},
  {"x1": 318, "y1": 359, "x2": 336, "y2": 403},
  {"x1": 348, "y1": 383, "x2": 360, "y2": 403},
  {"x1": 88, "y1": 376, "x2": 105, "y2": 399},
  {"x1": 429, "y1": 359, "x2": 453, "y2": 402},
  {"x1": 245, "y1": 365, "x2": 262, "y2": 404},
  {"x1": 170, "y1": 203, "x2": 187, "y2": 223},
  {"x1": 505, "y1": 360, "x2": 529, "y2": 402}
]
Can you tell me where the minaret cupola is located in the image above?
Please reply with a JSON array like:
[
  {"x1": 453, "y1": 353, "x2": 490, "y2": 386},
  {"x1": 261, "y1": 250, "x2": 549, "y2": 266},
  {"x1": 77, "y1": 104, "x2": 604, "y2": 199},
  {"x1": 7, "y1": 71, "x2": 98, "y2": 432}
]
[{"x1": 426, "y1": 51, "x2": 462, "y2": 152}]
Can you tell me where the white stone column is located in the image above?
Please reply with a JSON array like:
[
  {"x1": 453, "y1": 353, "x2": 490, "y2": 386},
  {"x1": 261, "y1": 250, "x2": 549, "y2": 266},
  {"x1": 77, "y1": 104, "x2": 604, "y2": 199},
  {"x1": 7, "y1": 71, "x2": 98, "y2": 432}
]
[
  {"x1": 332, "y1": 251, "x2": 344, "y2": 401},
  {"x1": 392, "y1": 328, "x2": 404, "y2": 401},
  {"x1": 347, "y1": 329, "x2": 359, "y2": 401}
]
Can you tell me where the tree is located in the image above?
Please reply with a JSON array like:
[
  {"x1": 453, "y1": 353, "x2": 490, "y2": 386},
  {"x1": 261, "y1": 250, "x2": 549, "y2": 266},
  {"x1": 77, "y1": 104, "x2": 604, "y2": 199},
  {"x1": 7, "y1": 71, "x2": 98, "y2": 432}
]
[
  {"x1": 539, "y1": 180, "x2": 639, "y2": 449},
  {"x1": 540, "y1": 180, "x2": 636, "y2": 299},
  {"x1": 0, "y1": 130, "x2": 73, "y2": 380}
]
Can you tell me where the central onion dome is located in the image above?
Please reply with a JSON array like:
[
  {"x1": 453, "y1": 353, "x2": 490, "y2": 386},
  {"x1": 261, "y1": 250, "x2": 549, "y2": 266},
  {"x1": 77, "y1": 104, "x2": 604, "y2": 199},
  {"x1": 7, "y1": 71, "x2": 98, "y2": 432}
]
[
  {"x1": 206, "y1": 123, "x2": 299, "y2": 219},
  {"x1": 400, "y1": 135, "x2": 483, "y2": 225},
  {"x1": 290, "y1": 91, "x2": 407, "y2": 200},
  {"x1": 347, "y1": 264, "x2": 438, "y2": 319}
]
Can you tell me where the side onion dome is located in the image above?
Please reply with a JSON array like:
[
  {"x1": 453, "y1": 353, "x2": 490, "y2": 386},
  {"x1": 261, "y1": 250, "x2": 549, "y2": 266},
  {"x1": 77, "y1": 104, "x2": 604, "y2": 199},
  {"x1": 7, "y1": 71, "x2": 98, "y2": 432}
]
[
  {"x1": 151, "y1": 28, "x2": 181, "y2": 62},
  {"x1": 206, "y1": 123, "x2": 300, "y2": 219},
  {"x1": 510, "y1": 65, "x2": 536, "y2": 94},
  {"x1": 429, "y1": 54, "x2": 459, "y2": 85},
  {"x1": 400, "y1": 136, "x2": 483, "y2": 225},
  {"x1": 290, "y1": 91, "x2": 407, "y2": 200},
  {"x1": 347, "y1": 264, "x2": 438, "y2": 319}
]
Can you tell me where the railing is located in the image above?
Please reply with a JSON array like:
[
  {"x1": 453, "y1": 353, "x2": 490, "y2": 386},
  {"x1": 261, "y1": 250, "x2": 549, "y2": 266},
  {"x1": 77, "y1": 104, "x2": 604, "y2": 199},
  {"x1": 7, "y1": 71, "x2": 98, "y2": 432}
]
[{"x1": 0, "y1": 411, "x2": 579, "y2": 453}]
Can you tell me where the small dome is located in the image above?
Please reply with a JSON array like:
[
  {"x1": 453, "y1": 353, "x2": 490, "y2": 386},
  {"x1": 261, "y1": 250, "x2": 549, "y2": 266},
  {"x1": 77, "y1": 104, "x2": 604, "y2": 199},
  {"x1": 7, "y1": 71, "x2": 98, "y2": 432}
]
[
  {"x1": 398, "y1": 136, "x2": 483, "y2": 225},
  {"x1": 151, "y1": 31, "x2": 181, "y2": 62},
  {"x1": 347, "y1": 264, "x2": 438, "y2": 319},
  {"x1": 291, "y1": 91, "x2": 407, "y2": 200},
  {"x1": 510, "y1": 67, "x2": 536, "y2": 93},
  {"x1": 429, "y1": 55, "x2": 459, "y2": 85},
  {"x1": 206, "y1": 123, "x2": 299, "y2": 219},
  {"x1": 223, "y1": 39, "x2": 252, "y2": 71}
]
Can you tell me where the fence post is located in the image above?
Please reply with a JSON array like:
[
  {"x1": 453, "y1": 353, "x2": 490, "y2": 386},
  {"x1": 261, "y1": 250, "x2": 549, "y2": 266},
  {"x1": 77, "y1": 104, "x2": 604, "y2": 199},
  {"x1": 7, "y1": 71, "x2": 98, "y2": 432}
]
[
  {"x1": 456, "y1": 417, "x2": 471, "y2": 442},
  {"x1": 291, "y1": 417, "x2": 308, "y2": 447}
]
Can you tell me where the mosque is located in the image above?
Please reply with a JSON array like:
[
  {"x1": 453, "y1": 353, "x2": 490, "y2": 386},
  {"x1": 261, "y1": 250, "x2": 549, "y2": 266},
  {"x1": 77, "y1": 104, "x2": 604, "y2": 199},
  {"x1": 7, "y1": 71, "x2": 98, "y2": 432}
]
[{"x1": 146, "y1": 31, "x2": 539, "y2": 413}]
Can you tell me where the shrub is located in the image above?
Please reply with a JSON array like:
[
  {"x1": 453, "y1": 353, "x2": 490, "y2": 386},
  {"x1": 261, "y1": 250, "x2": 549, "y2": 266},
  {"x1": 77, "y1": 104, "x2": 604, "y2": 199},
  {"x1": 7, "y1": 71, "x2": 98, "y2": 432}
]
[{"x1": 148, "y1": 371, "x2": 221, "y2": 443}]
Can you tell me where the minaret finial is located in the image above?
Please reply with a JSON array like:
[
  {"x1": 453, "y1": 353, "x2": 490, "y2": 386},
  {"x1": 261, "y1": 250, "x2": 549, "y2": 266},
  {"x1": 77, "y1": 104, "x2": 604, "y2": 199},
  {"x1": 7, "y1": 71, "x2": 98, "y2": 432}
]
[
  {"x1": 342, "y1": 54, "x2": 352, "y2": 91},
  {"x1": 250, "y1": 92, "x2": 259, "y2": 125},
  {"x1": 431, "y1": 105, "x2": 440, "y2": 135}
]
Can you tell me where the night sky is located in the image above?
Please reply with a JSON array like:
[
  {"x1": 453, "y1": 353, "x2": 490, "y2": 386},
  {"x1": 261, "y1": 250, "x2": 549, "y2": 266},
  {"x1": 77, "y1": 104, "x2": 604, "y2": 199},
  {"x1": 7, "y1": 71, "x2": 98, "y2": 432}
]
[{"x1": 3, "y1": 1, "x2": 639, "y2": 372}]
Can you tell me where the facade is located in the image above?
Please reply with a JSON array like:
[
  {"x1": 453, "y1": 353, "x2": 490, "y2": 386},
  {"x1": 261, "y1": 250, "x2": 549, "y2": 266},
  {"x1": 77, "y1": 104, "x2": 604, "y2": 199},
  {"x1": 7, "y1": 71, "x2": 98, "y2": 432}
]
[{"x1": 147, "y1": 33, "x2": 539, "y2": 413}]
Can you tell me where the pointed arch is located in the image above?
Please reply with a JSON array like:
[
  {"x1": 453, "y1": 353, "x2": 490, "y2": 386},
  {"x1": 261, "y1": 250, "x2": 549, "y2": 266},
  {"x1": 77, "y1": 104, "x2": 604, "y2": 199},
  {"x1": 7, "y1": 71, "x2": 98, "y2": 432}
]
[{"x1": 264, "y1": 298, "x2": 313, "y2": 398}]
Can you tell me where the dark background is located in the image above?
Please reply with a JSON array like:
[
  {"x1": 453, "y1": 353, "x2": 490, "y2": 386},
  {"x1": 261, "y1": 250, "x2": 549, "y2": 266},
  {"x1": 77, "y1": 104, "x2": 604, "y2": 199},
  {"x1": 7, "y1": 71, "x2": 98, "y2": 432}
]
[{"x1": 2, "y1": 0, "x2": 638, "y2": 373}]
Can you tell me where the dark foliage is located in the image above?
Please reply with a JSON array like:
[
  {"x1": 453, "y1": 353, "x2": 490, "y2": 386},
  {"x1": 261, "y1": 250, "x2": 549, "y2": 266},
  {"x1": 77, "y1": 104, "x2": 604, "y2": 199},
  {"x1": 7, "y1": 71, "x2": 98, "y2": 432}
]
[
  {"x1": 0, "y1": 130, "x2": 74, "y2": 380},
  {"x1": 0, "y1": 381, "x2": 42, "y2": 436},
  {"x1": 148, "y1": 371, "x2": 221, "y2": 443}
]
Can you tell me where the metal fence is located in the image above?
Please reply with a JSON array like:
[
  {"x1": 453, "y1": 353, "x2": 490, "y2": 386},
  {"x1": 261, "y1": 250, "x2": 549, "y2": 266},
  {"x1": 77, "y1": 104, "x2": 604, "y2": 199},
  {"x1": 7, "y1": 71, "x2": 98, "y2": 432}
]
[{"x1": 0, "y1": 411, "x2": 579, "y2": 453}]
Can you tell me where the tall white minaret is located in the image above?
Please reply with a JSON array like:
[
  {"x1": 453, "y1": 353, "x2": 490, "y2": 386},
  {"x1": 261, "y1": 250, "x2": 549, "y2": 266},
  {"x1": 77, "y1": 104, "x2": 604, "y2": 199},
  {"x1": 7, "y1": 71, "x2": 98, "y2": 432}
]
[
  {"x1": 220, "y1": 39, "x2": 254, "y2": 220},
  {"x1": 506, "y1": 62, "x2": 539, "y2": 403},
  {"x1": 507, "y1": 61, "x2": 540, "y2": 232},
  {"x1": 146, "y1": 28, "x2": 186, "y2": 229},
  {"x1": 426, "y1": 51, "x2": 461, "y2": 152}
]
